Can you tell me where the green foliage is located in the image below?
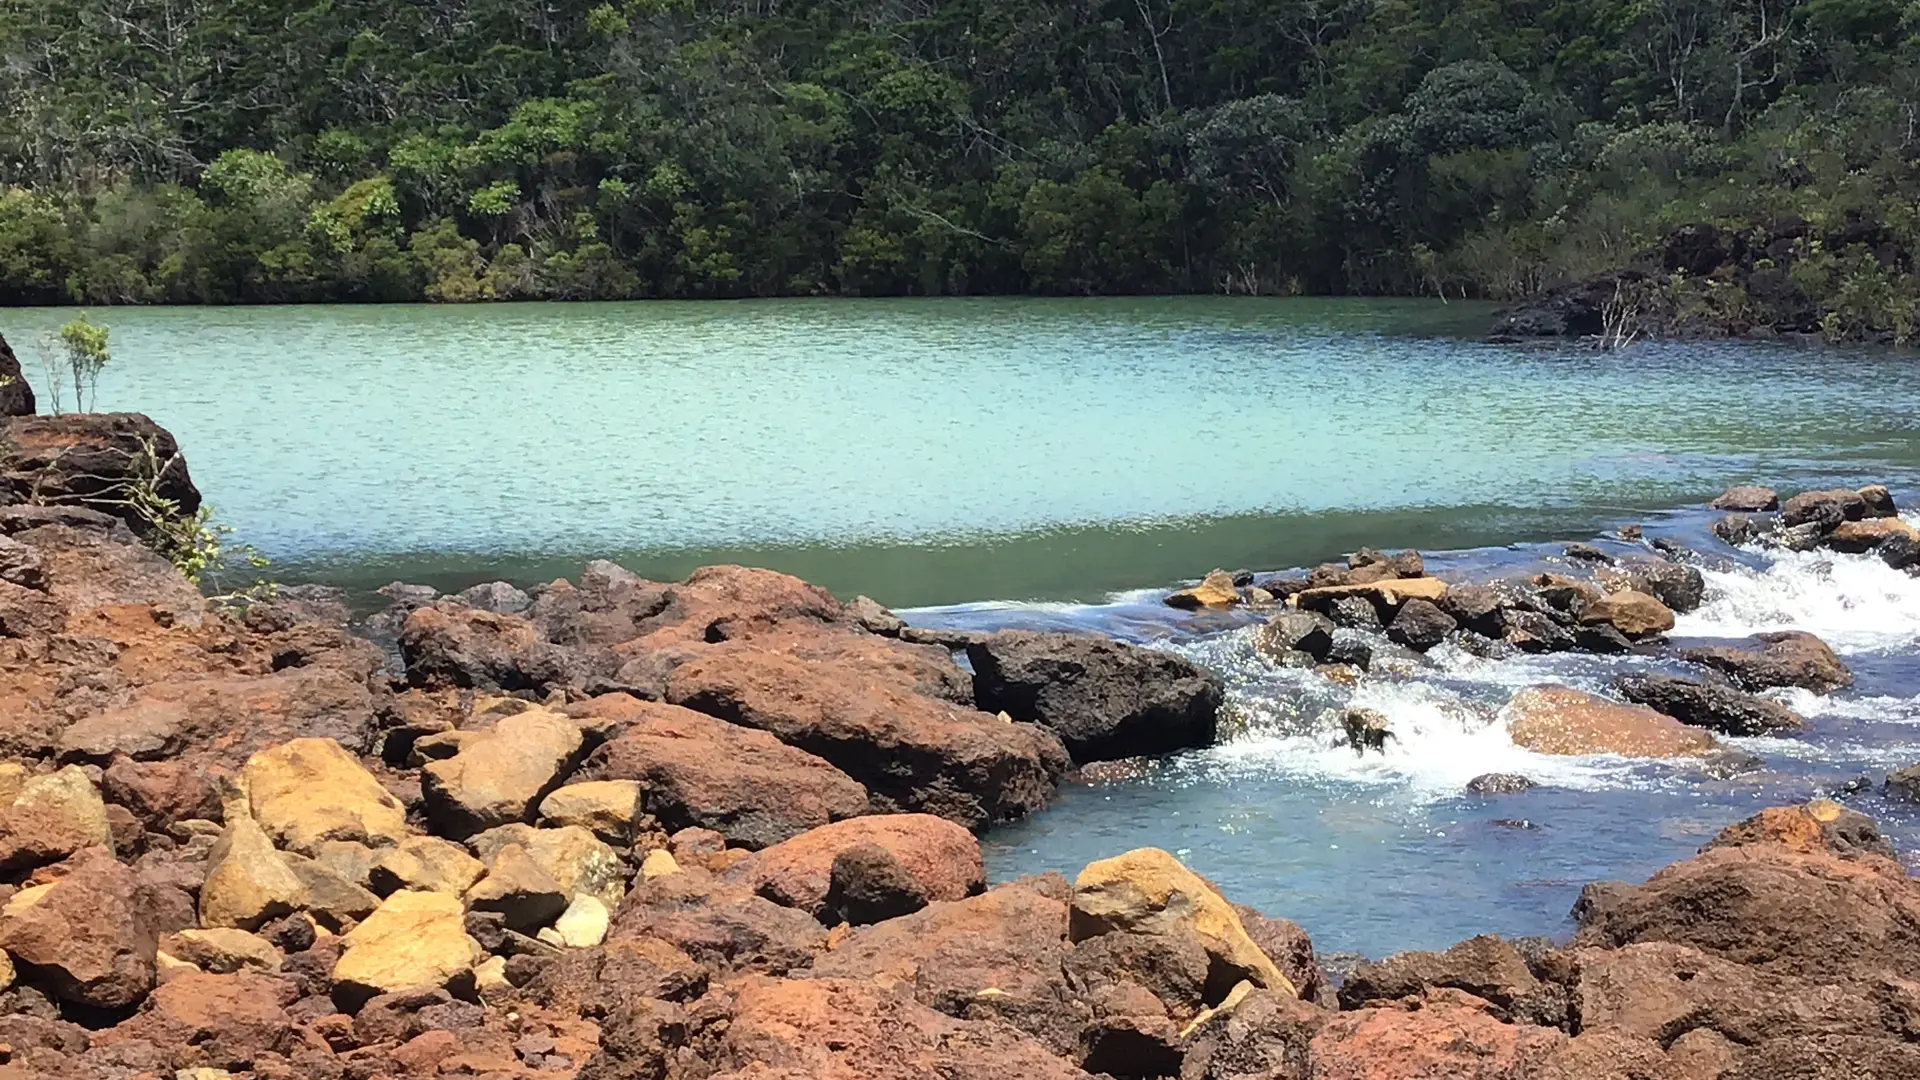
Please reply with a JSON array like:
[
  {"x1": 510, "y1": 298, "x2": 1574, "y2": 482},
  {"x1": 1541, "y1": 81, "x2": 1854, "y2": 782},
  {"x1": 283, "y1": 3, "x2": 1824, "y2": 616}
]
[
  {"x1": 0, "y1": 0, "x2": 1911, "y2": 327},
  {"x1": 37, "y1": 312, "x2": 110, "y2": 413}
]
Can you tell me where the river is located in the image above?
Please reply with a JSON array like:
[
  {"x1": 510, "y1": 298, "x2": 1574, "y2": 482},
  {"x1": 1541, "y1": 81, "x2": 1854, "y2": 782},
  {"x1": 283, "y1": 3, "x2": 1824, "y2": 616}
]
[{"x1": 7, "y1": 297, "x2": 1920, "y2": 957}]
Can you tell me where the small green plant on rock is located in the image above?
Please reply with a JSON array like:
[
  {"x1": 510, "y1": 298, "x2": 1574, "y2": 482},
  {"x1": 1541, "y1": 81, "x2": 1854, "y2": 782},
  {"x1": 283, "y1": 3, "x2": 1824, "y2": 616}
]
[
  {"x1": 124, "y1": 436, "x2": 274, "y2": 601},
  {"x1": 35, "y1": 313, "x2": 110, "y2": 413}
]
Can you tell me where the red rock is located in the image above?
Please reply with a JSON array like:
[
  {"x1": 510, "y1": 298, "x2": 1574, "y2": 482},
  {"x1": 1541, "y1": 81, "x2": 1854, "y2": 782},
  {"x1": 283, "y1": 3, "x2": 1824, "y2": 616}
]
[
  {"x1": 92, "y1": 971, "x2": 305, "y2": 1071},
  {"x1": 101, "y1": 757, "x2": 226, "y2": 831},
  {"x1": 1505, "y1": 686, "x2": 1718, "y2": 758},
  {"x1": 1338, "y1": 935, "x2": 1564, "y2": 1026},
  {"x1": 1571, "y1": 942, "x2": 1890, "y2": 1046},
  {"x1": 729, "y1": 814, "x2": 983, "y2": 919},
  {"x1": 665, "y1": 642, "x2": 1067, "y2": 829},
  {"x1": 400, "y1": 602, "x2": 611, "y2": 693},
  {"x1": 1681, "y1": 631, "x2": 1852, "y2": 694},
  {"x1": 0, "y1": 847, "x2": 158, "y2": 1008},
  {"x1": 1307, "y1": 1002, "x2": 1566, "y2": 1080},
  {"x1": 607, "y1": 870, "x2": 827, "y2": 977},
  {"x1": 576, "y1": 696, "x2": 869, "y2": 849},
  {"x1": 524, "y1": 935, "x2": 709, "y2": 1018}
]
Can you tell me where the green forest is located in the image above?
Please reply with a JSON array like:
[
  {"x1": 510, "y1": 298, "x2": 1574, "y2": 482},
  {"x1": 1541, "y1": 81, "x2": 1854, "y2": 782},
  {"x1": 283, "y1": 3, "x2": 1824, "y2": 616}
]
[{"x1": 1, "y1": 0, "x2": 1916, "y2": 332}]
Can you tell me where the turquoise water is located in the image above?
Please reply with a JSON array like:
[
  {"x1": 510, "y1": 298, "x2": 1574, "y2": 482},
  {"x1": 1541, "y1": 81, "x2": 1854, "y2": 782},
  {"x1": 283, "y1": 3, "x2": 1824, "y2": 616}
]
[
  {"x1": 7, "y1": 298, "x2": 1920, "y2": 958},
  {"x1": 8, "y1": 298, "x2": 1919, "y2": 605}
]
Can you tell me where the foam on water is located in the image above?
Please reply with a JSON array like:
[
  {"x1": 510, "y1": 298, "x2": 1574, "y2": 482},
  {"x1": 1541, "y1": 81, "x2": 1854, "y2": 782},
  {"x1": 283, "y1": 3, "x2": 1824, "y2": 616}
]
[{"x1": 1677, "y1": 516, "x2": 1920, "y2": 651}]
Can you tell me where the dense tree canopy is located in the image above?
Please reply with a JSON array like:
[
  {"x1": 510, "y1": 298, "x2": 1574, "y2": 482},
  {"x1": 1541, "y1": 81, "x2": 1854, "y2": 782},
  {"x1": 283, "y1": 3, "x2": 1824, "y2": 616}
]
[{"x1": 0, "y1": 0, "x2": 1916, "y2": 326}]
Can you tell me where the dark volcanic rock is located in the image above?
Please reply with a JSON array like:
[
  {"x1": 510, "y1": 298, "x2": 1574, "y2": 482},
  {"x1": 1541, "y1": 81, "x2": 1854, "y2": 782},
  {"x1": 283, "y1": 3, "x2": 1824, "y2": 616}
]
[
  {"x1": 1858, "y1": 484, "x2": 1898, "y2": 518},
  {"x1": 965, "y1": 630, "x2": 1223, "y2": 762},
  {"x1": 1255, "y1": 609, "x2": 1336, "y2": 662},
  {"x1": 0, "y1": 413, "x2": 200, "y2": 537},
  {"x1": 1385, "y1": 597, "x2": 1456, "y2": 652},
  {"x1": 1711, "y1": 513, "x2": 1758, "y2": 545},
  {"x1": 1615, "y1": 673, "x2": 1805, "y2": 736},
  {"x1": 1681, "y1": 630, "x2": 1852, "y2": 693},
  {"x1": 0, "y1": 333, "x2": 34, "y2": 416},
  {"x1": 1605, "y1": 558, "x2": 1706, "y2": 614}
]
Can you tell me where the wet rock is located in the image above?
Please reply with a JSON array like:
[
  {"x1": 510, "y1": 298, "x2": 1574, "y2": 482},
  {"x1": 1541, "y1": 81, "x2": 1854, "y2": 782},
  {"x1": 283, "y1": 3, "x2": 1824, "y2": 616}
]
[
  {"x1": 1710, "y1": 485, "x2": 1778, "y2": 511},
  {"x1": 1705, "y1": 800, "x2": 1896, "y2": 861},
  {"x1": 575, "y1": 697, "x2": 868, "y2": 849},
  {"x1": 401, "y1": 602, "x2": 610, "y2": 693},
  {"x1": 159, "y1": 927, "x2": 283, "y2": 974},
  {"x1": 1293, "y1": 576, "x2": 1448, "y2": 620},
  {"x1": 1325, "y1": 595, "x2": 1381, "y2": 631},
  {"x1": 369, "y1": 835, "x2": 486, "y2": 895},
  {"x1": 0, "y1": 847, "x2": 158, "y2": 1008},
  {"x1": 1385, "y1": 597, "x2": 1456, "y2": 652},
  {"x1": 1466, "y1": 773, "x2": 1537, "y2": 795},
  {"x1": 664, "y1": 642, "x2": 1067, "y2": 830},
  {"x1": 1888, "y1": 764, "x2": 1920, "y2": 803},
  {"x1": 1825, "y1": 516, "x2": 1920, "y2": 553},
  {"x1": 1340, "y1": 708, "x2": 1392, "y2": 754},
  {"x1": 0, "y1": 413, "x2": 201, "y2": 537},
  {"x1": 1437, "y1": 583, "x2": 1518, "y2": 639},
  {"x1": 964, "y1": 629, "x2": 1223, "y2": 762},
  {"x1": 1572, "y1": 622, "x2": 1635, "y2": 654},
  {"x1": 200, "y1": 815, "x2": 309, "y2": 930},
  {"x1": 1505, "y1": 685, "x2": 1717, "y2": 758},
  {"x1": 453, "y1": 580, "x2": 532, "y2": 614},
  {"x1": 1615, "y1": 673, "x2": 1804, "y2": 736},
  {"x1": 1165, "y1": 570, "x2": 1240, "y2": 609},
  {"x1": 1071, "y1": 847, "x2": 1294, "y2": 997},
  {"x1": 1563, "y1": 543, "x2": 1611, "y2": 563},
  {"x1": 1682, "y1": 630, "x2": 1853, "y2": 693},
  {"x1": 1501, "y1": 609, "x2": 1576, "y2": 653},
  {"x1": 1255, "y1": 610, "x2": 1336, "y2": 662},
  {"x1": 1604, "y1": 558, "x2": 1707, "y2": 614},
  {"x1": 420, "y1": 706, "x2": 585, "y2": 838},
  {"x1": 0, "y1": 764, "x2": 111, "y2": 872},
  {"x1": 1858, "y1": 484, "x2": 1898, "y2": 518},
  {"x1": 465, "y1": 843, "x2": 568, "y2": 932},
  {"x1": 728, "y1": 813, "x2": 982, "y2": 921},
  {"x1": 1780, "y1": 488, "x2": 1867, "y2": 530},
  {"x1": 1880, "y1": 531, "x2": 1920, "y2": 571},
  {"x1": 241, "y1": 737, "x2": 408, "y2": 855},
  {"x1": 1712, "y1": 513, "x2": 1757, "y2": 545},
  {"x1": 1578, "y1": 589, "x2": 1674, "y2": 639},
  {"x1": 331, "y1": 888, "x2": 479, "y2": 1011}
]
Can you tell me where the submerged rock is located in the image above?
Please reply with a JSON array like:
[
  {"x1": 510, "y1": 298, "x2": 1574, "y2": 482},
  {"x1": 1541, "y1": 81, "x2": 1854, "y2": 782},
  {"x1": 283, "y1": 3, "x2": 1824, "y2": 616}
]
[
  {"x1": 1466, "y1": 773, "x2": 1537, "y2": 795},
  {"x1": 1504, "y1": 686, "x2": 1717, "y2": 758},
  {"x1": 1681, "y1": 630, "x2": 1852, "y2": 693},
  {"x1": 965, "y1": 629, "x2": 1223, "y2": 762},
  {"x1": 1614, "y1": 673, "x2": 1804, "y2": 736},
  {"x1": 1340, "y1": 708, "x2": 1393, "y2": 754}
]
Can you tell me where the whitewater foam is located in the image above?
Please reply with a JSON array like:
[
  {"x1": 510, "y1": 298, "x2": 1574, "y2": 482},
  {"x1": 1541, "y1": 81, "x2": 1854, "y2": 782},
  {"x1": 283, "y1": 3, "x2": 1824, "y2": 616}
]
[{"x1": 1677, "y1": 517, "x2": 1920, "y2": 651}]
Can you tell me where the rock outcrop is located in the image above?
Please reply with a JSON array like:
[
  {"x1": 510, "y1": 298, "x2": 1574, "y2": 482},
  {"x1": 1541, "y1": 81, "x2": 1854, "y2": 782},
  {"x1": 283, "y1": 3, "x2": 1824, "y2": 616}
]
[{"x1": 965, "y1": 630, "x2": 1223, "y2": 761}]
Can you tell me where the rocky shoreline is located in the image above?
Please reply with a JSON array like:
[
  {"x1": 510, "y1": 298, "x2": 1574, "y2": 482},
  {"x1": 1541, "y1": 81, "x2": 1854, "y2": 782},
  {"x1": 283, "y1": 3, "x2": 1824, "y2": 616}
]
[{"x1": 0, "y1": 392, "x2": 1915, "y2": 1077}]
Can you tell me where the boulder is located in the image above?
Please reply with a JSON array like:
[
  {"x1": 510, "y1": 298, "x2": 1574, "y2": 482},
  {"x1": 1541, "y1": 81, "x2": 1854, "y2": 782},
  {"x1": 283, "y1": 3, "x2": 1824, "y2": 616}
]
[
  {"x1": 1292, "y1": 576, "x2": 1448, "y2": 619},
  {"x1": 606, "y1": 870, "x2": 827, "y2": 977},
  {"x1": 200, "y1": 815, "x2": 309, "y2": 930},
  {"x1": 0, "y1": 765, "x2": 111, "y2": 872},
  {"x1": 664, "y1": 643, "x2": 1067, "y2": 830},
  {"x1": 1385, "y1": 597, "x2": 1456, "y2": 652},
  {"x1": 420, "y1": 706, "x2": 585, "y2": 838},
  {"x1": 1858, "y1": 484, "x2": 1898, "y2": 518},
  {"x1": 537, "y1": 779, "x2": 646, "y2": 845},
  {"x1": 1603, "y1": 558, "x2": 1706, "y2": 614},
  {"x1": 1437, "y1": 583, "x2": 1518, "y2": 638},
  {"x1": 159, "y1": 928, "x2": 284, "y2": 974},
  {"x1": 1780, "y1": 488, "x2": 1867, "y2": 530},
  {"x1": 1308, "y1": 1002, "x2": 1565, "y2": 1080},
  {"x1": 1681, "y1": 631, "x2": 1852, "y2": 693},
  {"x1": 1703, "y1": 800, "x2": 1895, "y2": 862},
  {"x1": 401, "y1": 602, "x2": 609, "y2": 693},
  {"x1": 1070, "y1": 847, "x2": 1294, "y2": 997},
  {"x1": 90, "y1": 971, "x2": 303, "y2": 1072},
  {"x1": 1254, "y1": 610, "x2": 1336, "y2": 662},
  {"x1": 0, "y1": 847, "x2": 158, "y2": 1008},
  {"x1": 1165, "y1": 570, "x2": 1240, "y2": 609},
  {"x1": 464, "y1": 844, "x2": 568, "y2": 932},
  {"x1": 453, "y1": 580, "x2": 532, "y2": 613},
  {"x1": 1504, "y1": 686, "x2": 1717, "y2": 758},
  {"x1": 1889, "y1": 765, "x2": 1920, "y2": 803},
  {"x1": 577, "y1": 697, "x2": 868, "y2": 849},
  {"x1": 101, "y1": 758, "x2": 223, "y2": 832},
  {"x1": 728, "y1": 814, "x2": 983, "y2": 920},
  {"x1": 1710, "y1": 485, "x2": 1778, "y2": 511},
  {"x1": 468, "y1": 823, "x2": 626, "y2": 908},
  {"x1": 331, "y1": 889, "x2": 480, "y2": 1011},
  {"x1": 1712, "y1": 513, "x2": 1757, "y2": 545},
  {"x1": 282, "y1": 852, "x2": 382, "y2": 929},
  {"x1": 1466, "y1": 773, "x2": 1537, "y2": 795},
  {"x1": 523, "y1": 935, "x2": 707, "y2": 1017},
  {"x1": 1825, "y1": 516, "x2": 1920, "y2": 553},
  {"x1": 1614, "y1": 673, "x2": 1804, "y2": 736},
  {"x1": 1502, "y1": 609, "x2": 1576, "y2": 653},
  {"x1": 820, "y1": 844, "x2": 936, "y2": 926},
  {"x1": 369, "y1": 835, "x2": 486, "y2": 896},
  {"x1": 683, "y1": 976, "x2": 1093, "y2": 1080},
  {"x1": 964, "y1": 630, "x2": 1223, "y2": 762},
  {"x1": 0, "y1": 333, "x2": 34, "y2": 415},
  {"x1": 1337, "y1": 935, "x2": 1566, "y2": 1025},
  {"x1": 241, "y1": 737, "x2": 408, "y2": 855},
  {"x1": 0, "y1": 413, "x2": 200, "y2": 537},
  {"x1": 1578, "y1": 589, "x2": 1673, "y2": 639},
  {"x1": 1177, "y1": 987, "x2": 1326, "y2": 1080}
]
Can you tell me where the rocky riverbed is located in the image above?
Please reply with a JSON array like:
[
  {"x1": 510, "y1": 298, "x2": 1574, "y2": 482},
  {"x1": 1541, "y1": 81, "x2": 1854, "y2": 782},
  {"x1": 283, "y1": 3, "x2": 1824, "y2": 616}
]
[{"x1": 0, "y1": 392, "x2": 1916, "y2": 1078}]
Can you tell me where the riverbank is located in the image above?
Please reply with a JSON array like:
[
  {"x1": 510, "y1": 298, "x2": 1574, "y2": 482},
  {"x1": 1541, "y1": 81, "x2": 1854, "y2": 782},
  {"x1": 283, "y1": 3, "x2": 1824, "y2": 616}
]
[{"x1": 0, "y1": 404, "x2": 1917, "y2": 1077}]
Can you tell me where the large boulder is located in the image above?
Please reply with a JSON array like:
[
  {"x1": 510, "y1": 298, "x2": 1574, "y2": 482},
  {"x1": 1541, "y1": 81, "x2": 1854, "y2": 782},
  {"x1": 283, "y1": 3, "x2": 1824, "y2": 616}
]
[
  {"x1": 664, "y1": 642, "x2": 1068, "y2": 830},
  {"x1": 1504, "y1": 685, "x2": 1717, "y2": 758},
  {"x1": 1681, "y1": 630, "x2": 1852, "y2": 693},
  {"x1": 1614, "y1": 673, "x2": 1804, "y2": 736},
  {"x1": 1780, "y1": 488, "x2": 1867, "y2": 530},
  {"x1": 964, "y1": 630, "x2": 1223, "y2": 762},
  {"x1": 1577, "y1": 589, "x2": 1674, "y2": 639},
  {"x1": 1070, "y1": 847, "x2": 1295, "y2": 997},
  {"x1": 420, "y1": 706, "x2": 585, "y2": 838},
  {"x1": 0, "y1": 333, "x2": 34, "y2": 415},
  {"x1": 574, "y1": 696, "x2": 869, "y2": 849},
  {"x1": 0, "y1": 413, "x2": 200, "y2": 537},
  {"x1": 401, "y1": 602, "x2": 611, "y2": 693},
  {"x1": 727, "y1": 814, "x2": 983, "y2": 921},
  {"x1": 0, "y1": 847, "x2": 159, "y2": 1008},
  {"x1": 331, "y1": 888, "x2": 480, "y2": 1010},
  {"x1": 1704, "y1": 800, "x2": 1895, "y2": 862},
  {"x1": 241, "y1": 737, "x2": 408, "y2": 855}
]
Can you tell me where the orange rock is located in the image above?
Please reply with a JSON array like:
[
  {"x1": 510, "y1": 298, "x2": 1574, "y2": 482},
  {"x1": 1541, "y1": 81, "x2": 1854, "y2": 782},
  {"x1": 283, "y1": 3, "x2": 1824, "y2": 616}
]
[
  {"x1": 1308, "y1": 1002, "x2": 1567, "y2": 1080},
  {"x1": 728, "y1": 814, "x2": 983, "y2": 918},
  {"x1": 1505, "y1": 686, "x2": 1717, "y2": 758}
]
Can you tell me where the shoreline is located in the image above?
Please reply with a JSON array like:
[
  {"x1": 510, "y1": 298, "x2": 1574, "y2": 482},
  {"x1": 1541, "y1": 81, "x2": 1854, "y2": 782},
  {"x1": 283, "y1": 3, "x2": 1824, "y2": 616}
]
[{"x1": 0, "y1": 406, "x2": 1915, "y2": 1076}]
